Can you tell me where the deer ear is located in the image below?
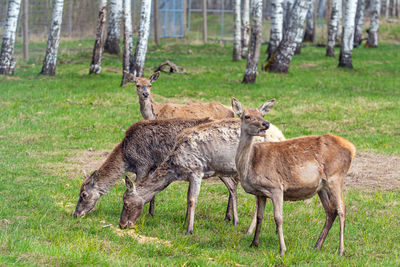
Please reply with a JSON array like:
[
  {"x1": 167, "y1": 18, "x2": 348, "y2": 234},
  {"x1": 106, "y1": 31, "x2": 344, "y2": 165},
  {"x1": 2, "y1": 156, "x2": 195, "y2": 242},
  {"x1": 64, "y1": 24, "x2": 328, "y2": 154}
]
[
  {"x1": 231, "y1": 97, "x2": 243, "y2": 117},
  {"x1": 149, "y1": 72, "x2": 160, "y2": 83},
  {"x1": 124, "y1": 175, "x2": 136, "y2": 193},
  {"x1": 258, "y1": 99, "x2": 275, "y2": 115}
]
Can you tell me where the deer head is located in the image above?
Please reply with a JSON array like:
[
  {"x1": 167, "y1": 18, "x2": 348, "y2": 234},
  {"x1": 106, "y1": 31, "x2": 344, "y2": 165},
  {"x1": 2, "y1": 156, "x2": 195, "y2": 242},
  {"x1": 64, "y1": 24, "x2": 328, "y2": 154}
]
[
  {"x1": 74, "y1": 171, "x2": 102, "y2": 218},
  {"x1": 119, "y1": 176, "x2": 145, "y2": 229},
  {"x1": 132, "y1": 72, "x2": 160, "y2": 101},
  {"x1": 231, "y1": 98, "x2": 275, "y2": 136}
]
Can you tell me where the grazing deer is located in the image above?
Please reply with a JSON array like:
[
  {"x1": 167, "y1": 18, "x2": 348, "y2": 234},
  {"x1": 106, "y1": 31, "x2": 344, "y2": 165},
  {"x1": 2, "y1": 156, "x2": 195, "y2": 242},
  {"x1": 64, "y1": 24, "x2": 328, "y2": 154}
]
[
  {"x1": 73, "y1": 117, "x2": 237, "y2": 219},
  {"x1": 119, "y1": 117, "x2": 285, "y2": 234},
  {"x1": 131, "y1": 72, "x2": 236, "y2": 120},
  {"x1": 232, "y1": 98, "x2": 355, "y2": 256}
]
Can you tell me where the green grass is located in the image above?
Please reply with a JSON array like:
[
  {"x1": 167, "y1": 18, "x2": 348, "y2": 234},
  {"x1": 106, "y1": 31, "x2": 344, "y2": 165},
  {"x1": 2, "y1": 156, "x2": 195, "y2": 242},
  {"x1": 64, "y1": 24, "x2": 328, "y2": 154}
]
[{"x1": 1, "y1": 24, "x2": 400, "y2": 265}]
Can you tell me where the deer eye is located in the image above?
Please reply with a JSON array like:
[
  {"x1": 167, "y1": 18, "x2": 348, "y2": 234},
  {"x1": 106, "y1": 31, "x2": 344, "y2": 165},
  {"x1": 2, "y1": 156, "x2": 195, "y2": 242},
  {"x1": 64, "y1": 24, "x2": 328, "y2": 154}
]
[{"x1": 244, "y1": 115, "x2": 250, "y2": 119}]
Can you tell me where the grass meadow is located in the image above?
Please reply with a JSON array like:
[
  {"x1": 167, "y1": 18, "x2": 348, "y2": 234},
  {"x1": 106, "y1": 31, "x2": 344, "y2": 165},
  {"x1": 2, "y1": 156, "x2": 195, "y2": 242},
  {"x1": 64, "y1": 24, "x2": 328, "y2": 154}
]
[{"x1": 0, "y1": 23, "x2": 400, "y2": 265}]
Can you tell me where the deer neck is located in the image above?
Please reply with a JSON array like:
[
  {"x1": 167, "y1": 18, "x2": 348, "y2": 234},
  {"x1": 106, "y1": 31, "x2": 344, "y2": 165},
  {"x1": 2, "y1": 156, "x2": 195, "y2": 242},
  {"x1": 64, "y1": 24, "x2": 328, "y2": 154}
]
[
  {"x1": 235, "y1": 128, "x2": 255, "y2": 180},
  {"x1": 139, "y1": 96, "x2": 156, "y2": 120},
  {"x1": 136, "y1": 162, "x2": 176, "y2": 203}
]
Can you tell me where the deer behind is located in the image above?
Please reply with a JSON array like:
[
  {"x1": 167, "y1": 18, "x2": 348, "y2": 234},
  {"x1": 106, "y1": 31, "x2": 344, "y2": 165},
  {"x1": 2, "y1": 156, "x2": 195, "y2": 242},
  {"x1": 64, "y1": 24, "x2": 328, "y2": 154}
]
[
  {"x1": 132, "y1": 72, "x2": 235, "y2": 120},
  {"x1": 232, "y1": 98, "x2": 355, "y2": 256}
]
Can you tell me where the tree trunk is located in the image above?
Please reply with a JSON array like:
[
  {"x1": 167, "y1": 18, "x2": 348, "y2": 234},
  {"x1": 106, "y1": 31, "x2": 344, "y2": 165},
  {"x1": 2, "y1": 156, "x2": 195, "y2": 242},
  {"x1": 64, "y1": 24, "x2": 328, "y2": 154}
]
[
  {"x1": 326, "y1": 0, "x2": 340, "y2": 56},
  {"x1": 267, "y1": 0, "x2": 284, "y2": 59},
  {"x1": 335, "y1": 0, "x2": 343, "y2": 42},
  {"x1": 303, "y1": 0, "x2": 316, "y2": 42},
  {"x1": 202, "y1": 0, "x2": 207, "y2": 43},
  {"x1": 104, "y1": 0, "x2": 122, "y2": 55},
  {"x1": 233, "y1": 0, "x2": 242, "y2": 61},
  {"x1": 67, "y1": 0, "x2": 72, "y2": 37},
  {"x1": 266, "y1": 0, "x2": 312, "y2": 74},
  {"x1": 242, "y1": 0, "x2": 263, "y2": 83},
  {"x1": 338, "y1": 0, "x2": 357, "y2": 68},
  {"x1": 89, "y1": 0, "x2": 108, "y2": 74},
  {"x1": 283, "y1": 0, "x2": 295, "y2": 33},
  {"x1": 241, "y1": 0, "x2": 250, "y2": 58},
  {"x1": 121, "y1": 0, "x2": 133, "y2": 86},
  {"x1": 154, "y1": 0, "x2": 160, "y2": 46},
  {"x1": 0, "y1": 0, "x2": 22, "y2": 75},
  {"x1": 354, "y1": 0, "x2": 365, "y2": 47},
  {"x1": 366, "y1": 0, "x2": 380, "y2": 47},
  {"x1": 384, "y1": 0, "x2": 389, "y2": 19},
  {"x1": 23, "y1": 0, "x2": 29, "y2": 62},
  {"x1": 129, "y1": 0, "x2": 152, "y2": 78},
  {"x1": 40, "y1": 0, "x2": 64, "y2": 75}
]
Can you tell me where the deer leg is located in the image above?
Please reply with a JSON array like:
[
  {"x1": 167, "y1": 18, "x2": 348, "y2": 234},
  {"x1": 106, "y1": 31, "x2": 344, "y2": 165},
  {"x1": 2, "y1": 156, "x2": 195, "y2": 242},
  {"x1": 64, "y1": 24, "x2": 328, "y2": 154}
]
[
  {"x1": 185, "y1": 178, "x2": 202, "y2": 235},
  {"x1": 135, "y1": 168, "x2": 156, "y2": 216},
  {"x1": 271, "y1": 192, "x2": 286, "y2": 256},
  {"x1": 314, "y1": 188, "x2": 337, "y2": 250},
  {"x1": 246, "y1": 197, "x2": 258, "y2": 235},
  {"x1": 329, "y1": 183, "x2": 346, "y2": 256},
  {"x1": 219, "y1": 176, "x2": 239, "y2": 226},
  {"x1": 250, "y1": 196, "x2": 267, "y2": 247}
]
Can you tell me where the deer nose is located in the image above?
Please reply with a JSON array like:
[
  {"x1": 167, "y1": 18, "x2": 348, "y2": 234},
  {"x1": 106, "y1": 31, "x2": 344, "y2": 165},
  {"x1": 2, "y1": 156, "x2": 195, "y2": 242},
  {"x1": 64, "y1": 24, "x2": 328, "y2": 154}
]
[
  {"x1": 262, "y1": 121, "x2": 270, "y2": 129},
  {"x1": 143, "y1": 92, "x2": 149, "y2": 98}
]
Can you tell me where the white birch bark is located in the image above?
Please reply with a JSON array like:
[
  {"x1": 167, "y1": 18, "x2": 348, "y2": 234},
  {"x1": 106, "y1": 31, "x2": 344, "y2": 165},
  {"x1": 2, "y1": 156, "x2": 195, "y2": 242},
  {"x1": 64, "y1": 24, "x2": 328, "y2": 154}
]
[
  {"x1": 241, "y1": 0, "x2": 250, "y2": 58},
  {"x1": 129, "y1": 0, "x2": 152, "y2": 78},
  {"x1": 242, "y1": 0, "x2": 263, "y2": 83},
  {"x1": 121, "y1": 0, "x2": 133, "y2": 86},
  {"x1": 40, "y1": 0, "x2": 64, "y2": 75},
  {"x1": 283, "y1": 0, "x2": 295, "y2": 33},
  {"x1": 354, "y1": 0, "x2": 365, "y2": 47},
  {"x1": 384, "y1": 0, "x2": 389, "y2": 19},
  {"x1": 303, "y1": 0, "x2": 316, "y2": 42},
  {"x1": 0, "y1": 0, "x2": 22, "y2": 75},
  {"x1": 366, "y1": 0, "x2": 381, "y2": 47},
  {"x1": 338, "y1": 0, "x2": 358, "y2": 68},
  {"x1": 89, "y1": 0, "x2": 108, "y2": 74},
  {"x1": 336, "y1": 0, "x2": 343, "y2": 41},
  {"x1": 326, "y1": 0, "x2": 340, "y2": 56},
  {"x1": 266, "y1": 0, "x2": 312, "y2": 73},
  {"x1": 267, "y1": 0, "x2": 284, "y2": 58},
  {"x1": 105, "y1": 0, "x2": 122, "y2": 55},
  {"x1": 233, "y1": 0, "x2": 242, "y2": 61}
]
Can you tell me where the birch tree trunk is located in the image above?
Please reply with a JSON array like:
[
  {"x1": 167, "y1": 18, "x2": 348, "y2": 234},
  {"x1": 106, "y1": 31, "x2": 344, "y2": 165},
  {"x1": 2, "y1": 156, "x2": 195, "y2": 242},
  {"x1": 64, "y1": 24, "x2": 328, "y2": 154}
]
[
  {"x1": 242, "y1": 0, "x2": 263, "y2": 83},
  {"x1": 0, "y1": 0, "x2": 22, "y2": 75},
  {"x1": 384, "y1": 0, "x2": 389, "y2": 19},
  {"x1": 23, "y1": 0, "x2": 29, "y2": 62},
  {"x1": 353, "y1": 0, "x2": 365, "y2": 47},
  {"x1": 40, "y1": 0, "x2": 64, "y2": 75},
  {"x1": 121, "y1": 0, "x2": 133, "y2": 86},
  {"x1": 267, "y1": 0, "x2": 284, "y2": 59},
  {"x1": 283, "y1": 0, "x2": 295, "y2": 33},
  {"x1": 129, "y1": 0, "x2": 152, "y2": 78},
  {"x1": 338, "y1": 0, "x2": 357, "y2": 68},
  {"x1": 104, "y1": 0, "x2": 122, "y2": 55},
  {"x1": 202, "y1": 0, "x2": 207, "y2": 43},
  {"x1": 336, "y1": 0, "x2": 343, "y2": 41},
  {"x1": 233, "y1": 0, "x2": 242, "y2": 61},
  {"x1": 266, "y1": 0, "x2": 312, "y2": 73},
  {"x1": 241, "y1": 0, "x2": 250, "y2": 58},
  {"x1": 89, "y1": 0, "x2": 108, "y2": 74},
  {"x1": 303, "y1": 0, "x2": 316, "y2": 42},
  {"x1": 326, "y1": 0, "x2": 340, "y2": 56},
  {"x1": 366, "y1": 0, "x2": 380, "y2": 47}
]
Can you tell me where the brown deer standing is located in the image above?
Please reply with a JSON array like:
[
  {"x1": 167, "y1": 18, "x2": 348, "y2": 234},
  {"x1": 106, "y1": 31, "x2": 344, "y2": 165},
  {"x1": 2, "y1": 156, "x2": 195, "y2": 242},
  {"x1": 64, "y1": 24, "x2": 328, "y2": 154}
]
[
  {"x1": 232, "y1": 98, "x2": 355, "y2": 256},
  {"x1": 131, "y1": 72, "x2": 236, "y2": 120}
]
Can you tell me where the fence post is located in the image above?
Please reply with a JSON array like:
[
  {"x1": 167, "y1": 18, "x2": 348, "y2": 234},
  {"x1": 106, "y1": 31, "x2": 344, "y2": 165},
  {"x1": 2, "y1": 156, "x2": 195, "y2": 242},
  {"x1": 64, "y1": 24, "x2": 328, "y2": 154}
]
[
  {"x1": 202, "y1": 0, "x2": 207, "y2": 43},
  {"x1": 154, "y1": 0, "x2": 160, "y2": 45},
  {"x1": 23, "y1": 0, "x2": 29, "y2": 61}
]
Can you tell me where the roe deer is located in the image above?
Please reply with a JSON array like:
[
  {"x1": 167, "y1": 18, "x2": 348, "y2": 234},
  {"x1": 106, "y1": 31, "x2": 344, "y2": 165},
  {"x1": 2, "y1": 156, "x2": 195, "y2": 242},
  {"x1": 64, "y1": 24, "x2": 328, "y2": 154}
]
[
  {"x1": 131, "y1": 72, "x2": 236, "y2": 120},
  {"x1": 232, "y1": 98, "x2": 355, "y2": 256},
  {"x1": 74, "y1": 117, "x2": 237, "y2": 220},
  {"x1": 119, "y1": 117, "x2": 284, "y2": 234}
]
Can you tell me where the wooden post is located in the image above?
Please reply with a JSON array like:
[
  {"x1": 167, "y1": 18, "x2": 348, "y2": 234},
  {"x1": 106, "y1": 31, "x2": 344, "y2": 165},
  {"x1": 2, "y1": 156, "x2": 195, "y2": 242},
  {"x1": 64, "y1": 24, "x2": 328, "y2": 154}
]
[
  {"x1": 67, "y1": 0, "x2": 72, "y2": 37},
  {"x1": 154, "y1": 0, "x2": 160, "y2": 45},
  {"x1": 23, "y1": 0, "x2": 29, "y2": 61},
  {"x1": 183, "y1": 0, "x2": 187, "y2": 36},
  {"x1": 202, "y1": 0, "x2": 207, "y2": 43}
]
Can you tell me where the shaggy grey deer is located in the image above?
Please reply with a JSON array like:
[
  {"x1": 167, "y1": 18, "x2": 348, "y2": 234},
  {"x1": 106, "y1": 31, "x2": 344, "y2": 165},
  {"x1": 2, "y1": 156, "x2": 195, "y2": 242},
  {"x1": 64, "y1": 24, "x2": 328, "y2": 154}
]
[
  {"x1": 74, "y1": 117, "x2": 237, "y2": 219},
  {"x1": 119, "y1": 117, "x2": 285, "y2": 234},
  {"x1": 131, "y1": 72, "x2": 236, "y2": 120},
  {"x1": 232, "y1": 98, "x2": 355, "y2": 256}
]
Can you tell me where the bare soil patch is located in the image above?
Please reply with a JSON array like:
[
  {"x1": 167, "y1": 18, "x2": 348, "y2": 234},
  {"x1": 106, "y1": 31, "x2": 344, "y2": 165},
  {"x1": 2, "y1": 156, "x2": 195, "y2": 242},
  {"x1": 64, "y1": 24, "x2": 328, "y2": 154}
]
[{"x1": 60, "y1": 150, "x2": 400, "y2": 192}]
